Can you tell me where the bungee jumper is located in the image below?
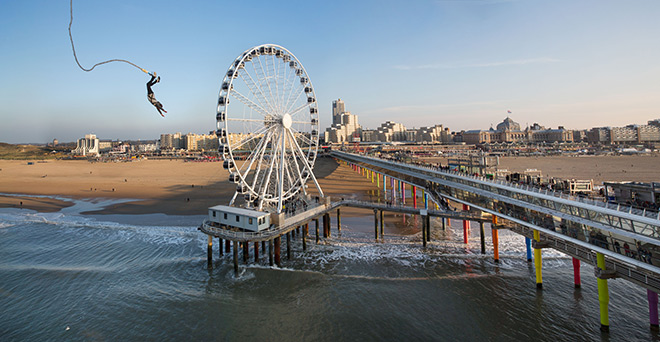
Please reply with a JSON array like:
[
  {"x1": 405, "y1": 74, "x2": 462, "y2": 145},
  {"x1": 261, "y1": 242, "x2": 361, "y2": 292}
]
[
  {"x1": 68, "y1": 0, "x2": 165, "y2": 117},
  {"x1": 146, "y1": 73, "x2": 167, "y2": 117}
]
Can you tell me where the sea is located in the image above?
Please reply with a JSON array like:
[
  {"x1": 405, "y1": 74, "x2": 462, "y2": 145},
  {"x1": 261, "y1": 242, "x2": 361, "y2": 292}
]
[{"x1": 1, "y1": 197, "x2": 658, "y2": 341}]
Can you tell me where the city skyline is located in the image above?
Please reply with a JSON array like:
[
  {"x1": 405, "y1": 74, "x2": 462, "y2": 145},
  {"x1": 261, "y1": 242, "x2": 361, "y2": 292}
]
[{"x1": 2, "y1": 1, "x2": 660, "y2": 143}]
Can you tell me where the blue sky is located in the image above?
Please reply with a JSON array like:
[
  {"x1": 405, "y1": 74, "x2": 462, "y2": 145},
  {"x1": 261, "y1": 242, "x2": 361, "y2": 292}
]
[{"x1": 1, "y1": 0, "x2": 659, "y2": 143}]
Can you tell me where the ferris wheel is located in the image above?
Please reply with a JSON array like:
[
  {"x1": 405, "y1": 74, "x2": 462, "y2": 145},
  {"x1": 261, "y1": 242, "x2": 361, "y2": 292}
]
[{"x1": 216, "y1": 44, "x2": 323, "y2": 213}]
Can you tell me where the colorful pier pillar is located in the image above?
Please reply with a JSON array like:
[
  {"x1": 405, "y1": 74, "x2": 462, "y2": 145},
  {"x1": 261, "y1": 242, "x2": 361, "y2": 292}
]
[
  {"x1": 383, "y1": 175, "x2": 387, "y2": 193},
  {"x1": 491, "y1": 215, "x2": 499, "y2": 263},
  {"x1": 596, "y1": 252, "x2": 610, "y2": 332},
  {"x1": 525, "y1": 237, "x2": 532, "y2": 262},
  {"x1": 401, "y1": 182, "x2": 405, "y2": 204},
  {"x1": 424, "y1": 192, "x2": 428, "y2": 210},
  {"x1": 648, "y1": 290, "x2": 659, "y2": 331},
  {"x1": 533, "y1": 230, "x2": 543, "y2": 289},
  {"x1": 413, "y1": 186, "x2": 417, "y2": 209},
  {"x1": 462, "y1": 204, "x2": 470, "y2": 244},
  {"x1": 572, "y1": 257, "x2": 581, "y2": 288}
]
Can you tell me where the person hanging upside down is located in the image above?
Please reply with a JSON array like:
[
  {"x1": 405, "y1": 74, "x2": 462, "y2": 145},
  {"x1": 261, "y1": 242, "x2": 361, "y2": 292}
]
[{"x1": 146, "y1": 73, "x2": 166, "y2": 117}]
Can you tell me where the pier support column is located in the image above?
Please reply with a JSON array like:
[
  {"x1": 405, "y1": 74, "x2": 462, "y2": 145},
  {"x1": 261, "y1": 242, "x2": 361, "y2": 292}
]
[
  {"x1": 243, "y1": 242, "x2": 249, "y2": 264},
  {"x1": 274, "y1": 236, "x2": 281, "y2": 267},
  {"x1": 572, "y1": 257, "x2": 581, "y2": 288},
  {"x1": 315, "y1": 218, "x2": 319, "y2": 244},
  {"x1": 225, "y1": 239, "x2": 230, "y2": 253},
  {"x1": 442, "y1": 217, "x2": 446, "y2": 231},
  {"x1": 337, "y1": 209, "x2": 341, "y2": 235},
  {"x1": 526, "y1": 237, "x2": 532, "y2": 262},
  {"x1": 413, "y1": 186, "x2": 417, "y2": 209},
  {"x1": 462, "y1": 204, "x2": 470, "y2": 244},
  {"x1": 302, "y1": 223, "x2": 307, "y2": 251},
  {"x1": 286, "y1": 232, "x2": 291, "y2": 260},
  {"x1": 380, "y1": 210, "x2": 384, "y2": 238},
  {"x1": 533, "y1": 230, "x2": 543, "y2": 289},
  {"x1": 492, "y1": 215, "x2": 499, "y2": 263},
  {"x1": 233, "y1": 241, "x2": 239, "y2": 276},
  {"x1": 425, "y1": 214, "x2": 431, "y2": 242},
  {"x1": 262, "y1": 241, "x2": 266, "y2": 255},
  {"x1": 207, "y1": 235, "x2": 213, "y2": 269},
  {"x1": 254, "y1": 242, "x2": 259, "y2": 262},
  {"x1": 422, "y1": 215, "x2": 427, "y2": 247},
  {"x1": 479, "y1": 221, "x2": 485, "y2": 254},
  {"x1": 424, "y1": 192, "x2": 428, "y2": 210},
  {"x1": 268, "y1": 240, "x2": 274, "y2": 266},
  {"x1": 596, "y1": 252, "x2": 610, "y2": 332},
  {"x1": 401, "y1": 182, "x2": 405, "y2": 204},
  {"x1": 219, "y1": 237, "x2": 223, "y2": 257},
  {"x1": 374, "y1": 209, "x2": 379, "y2": 240},
  {"x1": 648, "y1": 290, "x2": 659, "y2": 331}
]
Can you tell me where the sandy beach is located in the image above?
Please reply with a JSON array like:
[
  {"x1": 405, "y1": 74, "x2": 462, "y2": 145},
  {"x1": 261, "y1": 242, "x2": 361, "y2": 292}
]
[
  {"x1": 1, "y1": 154, "x2": 658, "y2": 215},
  {"x1": 0, "y1": 157, "x2": 379, "y2": 215}
]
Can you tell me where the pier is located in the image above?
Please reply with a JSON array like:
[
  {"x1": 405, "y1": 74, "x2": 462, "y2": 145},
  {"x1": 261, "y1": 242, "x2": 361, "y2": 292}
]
[{"x1": 200, "y1": 151, "x2": 660, "y2": 333}]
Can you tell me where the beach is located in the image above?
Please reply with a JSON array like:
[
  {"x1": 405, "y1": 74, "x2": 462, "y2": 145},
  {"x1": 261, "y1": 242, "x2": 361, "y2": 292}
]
[
  {"x1": 1, "y1": 154, "x2": 658, "y2": 214},
  {"x1": 0, "y1": 157, "x2": 377, "y2": 215}
]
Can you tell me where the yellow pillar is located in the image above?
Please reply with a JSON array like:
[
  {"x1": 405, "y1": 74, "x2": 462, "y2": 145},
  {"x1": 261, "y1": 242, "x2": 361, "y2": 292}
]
[
  {"x1": 533, "y1": 230, "x2": 542, "y2": 289},
  {"x1": 597, "y1": 252, "x2": 610, "y2": 332}
]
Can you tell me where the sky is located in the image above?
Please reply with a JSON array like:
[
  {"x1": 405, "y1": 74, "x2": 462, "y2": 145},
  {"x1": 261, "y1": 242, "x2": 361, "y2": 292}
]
[{"x1": 1, "y1": 0, "x2": 660, "y2": 143}]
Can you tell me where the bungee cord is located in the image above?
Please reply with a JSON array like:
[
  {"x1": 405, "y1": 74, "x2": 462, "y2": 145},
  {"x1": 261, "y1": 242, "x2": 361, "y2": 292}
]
[{"x1": 68, "y1": 0, "x2": 151, "y2": 75}]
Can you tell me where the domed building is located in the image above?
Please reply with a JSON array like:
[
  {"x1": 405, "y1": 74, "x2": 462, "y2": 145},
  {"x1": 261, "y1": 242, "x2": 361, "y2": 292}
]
[{"x1": 496, "y1": 117, "x2": 521, "y2": 131}]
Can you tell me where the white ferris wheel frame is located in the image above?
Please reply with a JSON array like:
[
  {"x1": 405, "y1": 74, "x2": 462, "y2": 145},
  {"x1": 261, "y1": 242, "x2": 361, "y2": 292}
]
[{"x1": 216, "y1": 44, "x2": 324, "y2": 213}]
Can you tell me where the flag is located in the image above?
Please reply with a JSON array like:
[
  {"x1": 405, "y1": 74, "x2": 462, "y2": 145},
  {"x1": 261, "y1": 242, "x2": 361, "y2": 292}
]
[{"x1": 507, "y1": 110, "x2": 512, "y2": 114}]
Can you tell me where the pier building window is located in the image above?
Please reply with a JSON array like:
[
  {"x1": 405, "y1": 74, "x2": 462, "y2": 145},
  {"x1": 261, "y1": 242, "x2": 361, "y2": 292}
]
[
  {"x1": 249, "y1": 218, "x2": 253, "y2": 225},
  {"x1": 236, "y1": 215, "x2": 240, "y2": 222},
  {"x1": 224, "y1": 213, "x2": 228, "y2": 220}
]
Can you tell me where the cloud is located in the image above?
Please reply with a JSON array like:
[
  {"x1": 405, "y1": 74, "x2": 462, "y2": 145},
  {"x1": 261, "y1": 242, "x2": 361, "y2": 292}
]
[{"x1": 394, "y1": 57, "x2": 560, "y2": 70}]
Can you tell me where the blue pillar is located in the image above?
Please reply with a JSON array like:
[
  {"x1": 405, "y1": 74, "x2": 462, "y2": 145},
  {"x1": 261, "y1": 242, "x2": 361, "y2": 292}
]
[
  {"x1": 424, "y1": 193, "x2": 428, "y2": 210},
  {"x1": 525, "y1": 237, "x2": 532, "y2": 262}
]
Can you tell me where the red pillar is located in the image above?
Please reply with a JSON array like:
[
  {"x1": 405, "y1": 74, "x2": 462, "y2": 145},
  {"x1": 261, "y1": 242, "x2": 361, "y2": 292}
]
[
  {"x1": 572, "y1": 257, "x2": 581, "y2": 288},
  {"x1": 413, "y1": 186, "x2": 417, "y2": 209}
]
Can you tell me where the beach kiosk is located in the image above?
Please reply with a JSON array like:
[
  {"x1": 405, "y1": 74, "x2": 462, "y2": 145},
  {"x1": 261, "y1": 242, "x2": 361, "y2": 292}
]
[{"x1": 207, "y1": 205, "x2": 270, "y2": 232}]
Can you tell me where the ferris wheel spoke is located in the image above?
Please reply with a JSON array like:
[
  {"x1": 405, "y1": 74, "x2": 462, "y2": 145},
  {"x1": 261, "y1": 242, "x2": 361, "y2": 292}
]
[
  {"x1": 287, "y1": 103, "x2": 309, "y2": 117},
  {"x1": 277, "y1": 127, "x2": 287, "y2": 212},
  {"x1": 289, "y1": 126, "x2": 316, "y2": 147},
  {"x1": 236, "y1": 132, "x2": 269, "y2": 176},
  {"x1": 248, "y1": 130, "x2": 273, "y2": 192},
  {"x1": 255, "y1": 57, "x2": 279, "y2": 115},
  {"x1": 241, "y1": 67, "x2": 277, "y2": 114},
  {"x1": 286, "y1": 127, "x2": 323, "y2": 197},
  {"x1": 231, "y1": 89, "x2": 271, "y2": 117},
  {"x1": 282, "y1": 74, "x2": 301, "y2": 115},
  {"x1": 230, "y1": 125, "x2": 269, "y2": 150},
  {"x1": 259, "y1": 130, "x2": 281, "y2": 207},
  {"x1": 273, "y1": 54, "x2": 283, "y2": 113}
]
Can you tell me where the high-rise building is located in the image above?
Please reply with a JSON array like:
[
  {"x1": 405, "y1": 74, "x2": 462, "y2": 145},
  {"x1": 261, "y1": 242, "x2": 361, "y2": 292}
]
[
  {"x1": 325, "y1": 99, "x2": 361, "y2": 143},
  {"x1": 332, "y1": 99, "x2": 345, "y2": 125}
]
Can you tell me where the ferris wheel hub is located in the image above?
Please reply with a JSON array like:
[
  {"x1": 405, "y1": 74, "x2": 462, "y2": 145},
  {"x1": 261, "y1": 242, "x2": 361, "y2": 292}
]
[{"x1": 282, "y1": 113, "x2": 292, "y2": 129}]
